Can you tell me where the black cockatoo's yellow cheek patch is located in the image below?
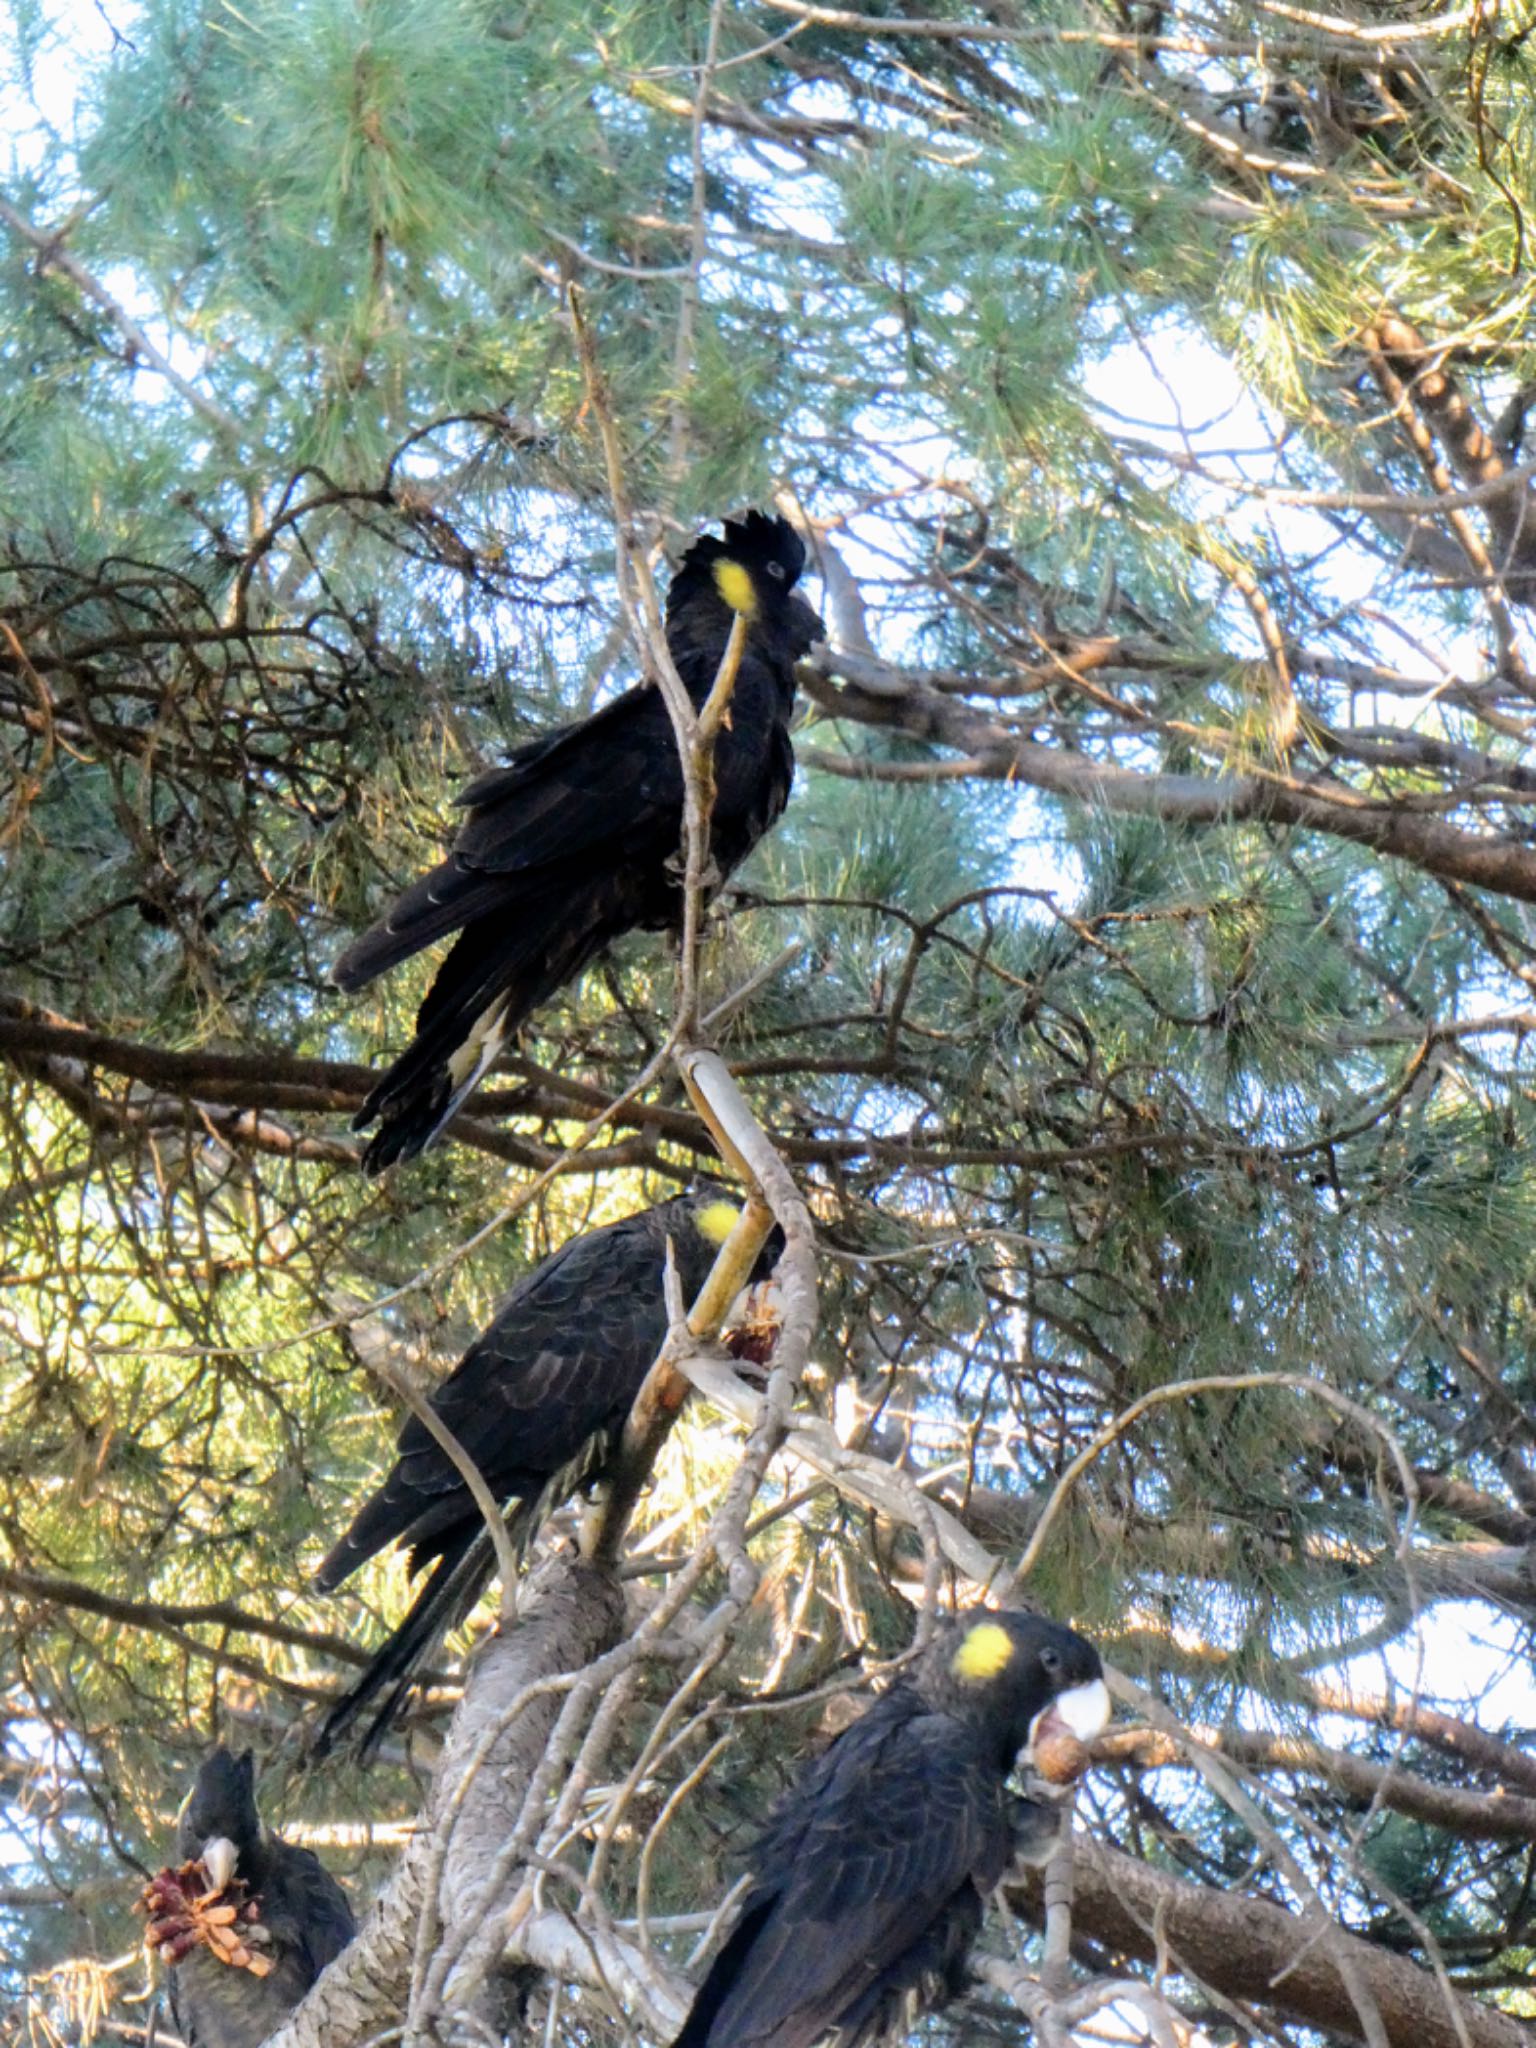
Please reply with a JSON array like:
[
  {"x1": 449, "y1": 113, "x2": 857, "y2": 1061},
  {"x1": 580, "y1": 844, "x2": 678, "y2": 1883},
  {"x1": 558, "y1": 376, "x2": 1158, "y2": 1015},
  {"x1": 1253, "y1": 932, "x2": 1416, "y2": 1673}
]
[
  {"x1": 712, "y1": 558, "x2": 759, "y2": 617},
  {"x1": 951, "y1": 1619, "x2": 1016, "y2": 1681},
  {"x1": 695, "y1": 1199, "x2": 743, "y2": 1246}
]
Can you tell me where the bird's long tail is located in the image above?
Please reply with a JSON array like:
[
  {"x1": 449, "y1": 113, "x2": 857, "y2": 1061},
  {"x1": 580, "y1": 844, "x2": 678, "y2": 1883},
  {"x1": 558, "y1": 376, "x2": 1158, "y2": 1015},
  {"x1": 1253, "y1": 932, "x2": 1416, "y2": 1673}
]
[
  {"x1": 312, "y1": 1500, "x2": 398, "y2": 1598},
  {"x1": 670, "y1": 1900, "x2": 774, "y2": 2048},
  {"x1": 309, "y1": 1527, "x2": 495, "y2": 1763},
  {"x1": 351, "y1": 896, "x2": 615, "y2": 1174}
]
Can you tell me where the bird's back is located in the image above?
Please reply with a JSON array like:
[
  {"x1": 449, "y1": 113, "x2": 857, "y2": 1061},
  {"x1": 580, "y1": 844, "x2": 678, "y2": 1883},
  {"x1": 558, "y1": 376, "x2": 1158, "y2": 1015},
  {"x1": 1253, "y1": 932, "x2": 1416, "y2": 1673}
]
[
  {"x1": 449, "y1": 686, "x2": 687, "y2": 883},
  {"x1": 314, "y1": 1204, "x2": 688, "y2": 1589},
  {"x1": 675, "y1": 1689, "x2": 1008, "y2": 2048}
]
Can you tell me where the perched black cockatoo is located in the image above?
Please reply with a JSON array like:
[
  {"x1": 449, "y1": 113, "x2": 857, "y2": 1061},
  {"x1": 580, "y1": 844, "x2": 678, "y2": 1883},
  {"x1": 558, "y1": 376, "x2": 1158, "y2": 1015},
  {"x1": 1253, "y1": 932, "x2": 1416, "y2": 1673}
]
[
  {"x1": 140, "y1": 1747, "x2": 354, "y2": 2048},
  {"x1": 672, "y1": 1609, "x2": 1110, "y2": 2048},
  {"x1": 311, "y1": 1192, "x2": 780, "y2": 1758},
  {"x1": 334, "y1": 510, "x2": 823, "y2": 1172}
]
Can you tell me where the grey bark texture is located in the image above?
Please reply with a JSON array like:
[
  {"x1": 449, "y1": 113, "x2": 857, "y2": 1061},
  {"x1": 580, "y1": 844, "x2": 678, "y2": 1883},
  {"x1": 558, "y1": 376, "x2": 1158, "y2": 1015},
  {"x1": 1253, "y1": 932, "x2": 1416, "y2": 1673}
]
[{"x1": 260, "y1": 1553, "x2": 625, "y2": 2048}]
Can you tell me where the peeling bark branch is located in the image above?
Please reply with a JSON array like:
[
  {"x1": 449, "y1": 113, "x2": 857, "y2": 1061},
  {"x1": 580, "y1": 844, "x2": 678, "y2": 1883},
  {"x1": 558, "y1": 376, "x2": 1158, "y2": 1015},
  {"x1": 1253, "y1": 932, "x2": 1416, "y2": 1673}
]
[{"x1": 507, "y1": 1908, "x2": 689, "y2": 2038}]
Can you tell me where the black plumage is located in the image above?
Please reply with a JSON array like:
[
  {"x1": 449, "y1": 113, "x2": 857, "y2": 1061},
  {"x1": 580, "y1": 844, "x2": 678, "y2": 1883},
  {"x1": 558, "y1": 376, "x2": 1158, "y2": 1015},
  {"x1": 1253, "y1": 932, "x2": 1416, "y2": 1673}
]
[
  {"x1": 154, "y1": 1748, "x2": 354, "y2": 2048},
  {"x1": 312, "y1": 1192, "x2": 777, "y2": 1758},
  {"x1": 672, "y1": 1610, "x2": 1110, "y2": 2048},
  {"x1": 335, "y1": 510, "x2": 823, "y2": 1172}
]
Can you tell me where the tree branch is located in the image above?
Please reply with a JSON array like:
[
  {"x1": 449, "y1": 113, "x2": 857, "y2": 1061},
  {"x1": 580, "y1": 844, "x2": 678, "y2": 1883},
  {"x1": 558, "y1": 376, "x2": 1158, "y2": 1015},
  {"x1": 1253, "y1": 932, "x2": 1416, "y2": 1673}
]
[
  {"x1": 806, "y1": 656, "x2": 1536, "y2": 906},
  {"x1": 0, "y1": 194, "x2": 243, "y2": 445},
  {"x1": 1009, "y1": 1834, "x2": 1527, "y2": 2048},
  {"x1": 0, "y1": 1565, "x2": 372, "y2": 1668},
  {"x1": 260, "y1": 1554, "x2": 625, "y2": 2048}
]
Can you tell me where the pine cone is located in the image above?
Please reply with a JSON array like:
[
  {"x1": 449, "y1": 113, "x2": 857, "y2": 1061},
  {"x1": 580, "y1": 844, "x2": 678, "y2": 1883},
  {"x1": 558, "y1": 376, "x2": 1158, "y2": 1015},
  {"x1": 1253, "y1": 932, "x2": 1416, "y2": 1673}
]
[
  {"x1": 137, "y1": 1860, "x2": 275, "y2": 1977},
  {"x1": 1031, "y1": 1727, "x2": 1092, "y2": 1785},
  {"x1": 724, "y1": 1282, "x2": 783, "y2": 1367}
]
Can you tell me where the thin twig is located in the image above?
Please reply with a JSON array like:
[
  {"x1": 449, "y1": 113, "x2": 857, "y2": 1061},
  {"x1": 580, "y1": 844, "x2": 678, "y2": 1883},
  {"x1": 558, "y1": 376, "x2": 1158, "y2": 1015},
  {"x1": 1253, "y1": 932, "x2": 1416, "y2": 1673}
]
[
  {"x1": 345, "y1": 1341, "x2": 522, "y2": 1627},
  {"x1": 0, "y1": 193, "x2": 243, "y2": 444},
  {"x1": 1005, "y1": 1370, "x2": 1419, "y2": 1596},
  {"x1": 667, "y1": 0, "x2": 731, "y2": 484}
]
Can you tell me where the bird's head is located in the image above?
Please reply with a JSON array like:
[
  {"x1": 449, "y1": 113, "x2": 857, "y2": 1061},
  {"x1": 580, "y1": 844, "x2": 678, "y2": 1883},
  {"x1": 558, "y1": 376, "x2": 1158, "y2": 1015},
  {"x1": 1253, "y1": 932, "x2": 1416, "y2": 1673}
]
[
  {"x1": 668, "y1": 510, "x2": 825, "y2": 660},
  {"x1": 175, "y1": 1747, "x2": 265, "y2": 1887},
  {"x1": 932, "y1": 1609, "x2": 1110, "y2": 1772},
  {"x1": 667, "y1": 1190, "x2": 786, "y2": 1303}
]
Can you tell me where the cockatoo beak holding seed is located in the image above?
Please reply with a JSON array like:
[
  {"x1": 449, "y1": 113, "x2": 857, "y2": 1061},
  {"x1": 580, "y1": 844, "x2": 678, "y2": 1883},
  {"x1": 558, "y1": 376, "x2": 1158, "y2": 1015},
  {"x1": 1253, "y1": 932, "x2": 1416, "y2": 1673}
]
[
  {"x1": 1026, "y1": 1675, "x2": 1112, "y2": 1785},
  {"x1": 1027, "y1": 1676, "x2": 1112, "y2": 1755},
  {"x1": 201, "y1": 1835, "x2": 239, "y2": 1893}
]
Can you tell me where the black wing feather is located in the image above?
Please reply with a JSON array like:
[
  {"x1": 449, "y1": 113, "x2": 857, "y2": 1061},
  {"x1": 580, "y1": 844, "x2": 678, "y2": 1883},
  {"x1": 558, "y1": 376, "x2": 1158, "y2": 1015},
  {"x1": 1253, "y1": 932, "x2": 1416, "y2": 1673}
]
[
  {"x1": 263, "y1": 1838, "x2": 356, "y2": 1985},
  {"x1": 309, "y1": 1523, "x2": 494, "y2": 1762},
  {"x1": 675, "y1": 1695, "x2": 1009, "y2": 2048},
  {"x1": 314, "y1": 1208, "x2": 675, "y2": 1589},
  {"x1": 331, "y1": 685, "x2": 680, "y2": 994}
]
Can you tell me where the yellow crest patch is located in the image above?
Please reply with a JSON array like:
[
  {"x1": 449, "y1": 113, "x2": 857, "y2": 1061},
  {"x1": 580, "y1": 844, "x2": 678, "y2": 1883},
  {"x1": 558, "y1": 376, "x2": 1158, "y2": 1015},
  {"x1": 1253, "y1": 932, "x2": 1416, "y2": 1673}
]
[
  {"x1": 951, "y1": 1620, "x2": 1015, "y2": 1682},
  {"x1": 695, "y1": 1199, "x2": 742, "y2": 1246},
  {"x1": 712, "y1": 558, "x2": 758, "y2": 618}
]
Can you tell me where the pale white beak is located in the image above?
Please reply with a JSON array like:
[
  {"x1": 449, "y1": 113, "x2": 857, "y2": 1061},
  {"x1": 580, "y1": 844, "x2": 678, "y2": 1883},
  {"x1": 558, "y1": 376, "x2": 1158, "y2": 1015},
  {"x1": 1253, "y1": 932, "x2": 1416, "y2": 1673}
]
[
  {"x1": 201, "y1": 1835, "x2": 239, "y2": 1892},
  {"x1": 1028, "y1": 1675, "x2": 1112, "y2": 1754},
  {"x1": 726, "y1": 1276, "x2": 783, "y2": 1323}
]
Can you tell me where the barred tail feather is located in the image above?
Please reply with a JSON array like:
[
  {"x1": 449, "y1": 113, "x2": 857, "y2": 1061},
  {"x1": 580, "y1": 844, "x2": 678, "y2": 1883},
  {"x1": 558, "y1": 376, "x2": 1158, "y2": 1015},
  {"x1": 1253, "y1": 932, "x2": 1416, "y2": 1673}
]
[
  {"x1": 313, "y1": 1493, "x2": 404, "y2": 1595},
  {"x1": 310, "y1": 1486, "x2": 557, "y2": 1761},
  {"x1": 356, "y1": 993, "x2": 511, "y2": 1175}
]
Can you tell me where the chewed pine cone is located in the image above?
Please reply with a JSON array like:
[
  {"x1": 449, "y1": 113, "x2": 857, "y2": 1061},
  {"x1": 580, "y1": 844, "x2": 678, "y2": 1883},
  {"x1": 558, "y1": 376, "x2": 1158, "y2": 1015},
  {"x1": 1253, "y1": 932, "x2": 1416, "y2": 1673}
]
[
  {"x1": 1031, "y1": 1726, "x2": 1093, "y2": 1786},
  {"x1": 137, "y1": 1860, "x2": 275, "y2": 1977},
  {"x1": 724, "y1": 1283, "x2": 783, "y2": 1368}
]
